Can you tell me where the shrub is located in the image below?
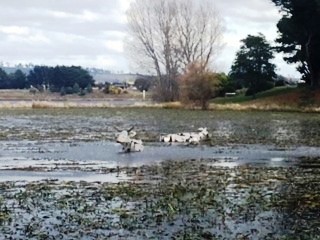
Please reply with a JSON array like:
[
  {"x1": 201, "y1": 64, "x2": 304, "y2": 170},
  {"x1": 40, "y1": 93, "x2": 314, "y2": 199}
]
[
  {"x1": 65, "y1": 86, "x2": 74, "y2": 94},
  {"x1": 79, "y1": 89, "x2": 86, "y2": 96},
  {"x1": 179, "y1": 63, "x2": 219, "y2": 110},
  {"x1": 134, "y1": 77, "x2": 153, "y2": 92},
  {"x1": 110, "y1": 86, "x2": 122, "y2": 94},
  {"x1": 103, "y1": 85, "x2": 110, "y2": 94},
  {"x1": 217, "y1": 73, "x2": 236, "y2": 97}
]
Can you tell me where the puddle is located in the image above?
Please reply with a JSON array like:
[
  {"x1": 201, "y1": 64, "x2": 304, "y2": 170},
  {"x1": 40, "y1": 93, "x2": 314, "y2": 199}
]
[
  {"x1": 271, "y1": 157, "x2": 285, "y2": 162},
  {"x1": 211, "y1": 161, "x2": 239, "y2": 168}
]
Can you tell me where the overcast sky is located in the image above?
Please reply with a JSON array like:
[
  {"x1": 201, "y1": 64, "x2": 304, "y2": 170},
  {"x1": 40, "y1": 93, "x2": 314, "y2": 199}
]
[{"x1": 0, "y1": 0, "x2": 300, "y2": 78}]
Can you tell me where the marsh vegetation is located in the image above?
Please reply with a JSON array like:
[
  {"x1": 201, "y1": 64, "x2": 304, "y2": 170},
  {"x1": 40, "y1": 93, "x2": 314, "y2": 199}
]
[{"x1": 0, "y1": 108, "x2": 320, "y2": 239}]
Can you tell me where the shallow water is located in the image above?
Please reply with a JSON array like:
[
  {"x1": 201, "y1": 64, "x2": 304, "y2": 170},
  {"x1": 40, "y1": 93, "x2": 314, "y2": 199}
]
[{"x1": 1, "y1": 139, "x2": 320, "y2": 181}]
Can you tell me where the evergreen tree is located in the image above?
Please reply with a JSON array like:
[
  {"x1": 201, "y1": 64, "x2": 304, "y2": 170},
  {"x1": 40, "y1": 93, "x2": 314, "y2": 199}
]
[
  {"x1": 9, "y1": 70, "x2": 27, "y2": 89},
  {"x1": 230, "y1": 34, "x2": 276, "y2": 96},
  {"x1": 0, "y1": 68, "x2": 9, "y2": 89},
  {"x1": 271, "y1": 0, "x2": 320, "y2": 87}
]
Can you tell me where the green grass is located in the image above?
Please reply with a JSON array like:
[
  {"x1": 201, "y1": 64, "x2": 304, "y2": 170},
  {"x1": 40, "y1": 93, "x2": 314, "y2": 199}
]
[
  {"x1": 212, "y1": 86, "x2": 298, "y2": 104},
  {"x1": 255, "y1": 86, "x2": 297, "y2": 98}
]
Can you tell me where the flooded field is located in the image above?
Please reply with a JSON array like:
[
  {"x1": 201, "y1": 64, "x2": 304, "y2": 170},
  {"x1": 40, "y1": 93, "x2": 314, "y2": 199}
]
[{"x1": 0, "y1": 108, "x2": 320, "y2": 239}]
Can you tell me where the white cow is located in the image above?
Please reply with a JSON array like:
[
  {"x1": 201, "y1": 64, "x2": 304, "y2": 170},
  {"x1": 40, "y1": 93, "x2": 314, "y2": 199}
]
[
  {"x1": 160, "y1": 127, "x2": 209, "y2": 144},
  {"x1": 120, "y1": 139, "x2": 144, "y2": 153},
  {"x1": 197, "y1": 127, "x2": 209, "y2": 140},
  {"x1": 115, "y1": 127, "x2": 144, "y2": 153}
]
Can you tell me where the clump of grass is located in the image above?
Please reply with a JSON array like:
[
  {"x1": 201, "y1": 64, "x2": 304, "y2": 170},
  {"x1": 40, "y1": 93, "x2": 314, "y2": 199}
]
[
  {"x1": 32, "y1": 101, "x2": 114, "y2": 109},
  {"x1": 209, "y1": 103, "x2": 300, "y2": 112},
  {"x1": 0, "y1": 101, "x2": 32, "y2": 109},
  {"x1": 32, "y1": 101, "x2": 66, "y2": 109}
]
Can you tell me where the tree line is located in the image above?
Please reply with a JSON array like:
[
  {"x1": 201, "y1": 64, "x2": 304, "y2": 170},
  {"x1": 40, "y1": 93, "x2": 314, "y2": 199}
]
[{"x1": 0, "y1": 66, "x2": 94, "y2": 94}]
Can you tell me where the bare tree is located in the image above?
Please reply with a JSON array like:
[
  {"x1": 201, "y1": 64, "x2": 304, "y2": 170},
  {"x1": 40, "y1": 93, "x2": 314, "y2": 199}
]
[
  {"x1": 175, "y1": 0, "x2": 224, "y2": 70},
  {"x1": 126, "y1": 0, "x2": 223, "y2": 102}
]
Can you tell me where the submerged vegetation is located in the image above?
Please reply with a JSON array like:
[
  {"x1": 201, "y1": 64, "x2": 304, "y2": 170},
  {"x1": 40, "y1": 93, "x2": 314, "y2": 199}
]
[
  {"x1": 1, "y1": 159, "x2": 320, "y2": 239},
  {"x1": 1, "y1": 108, "x2": 320, "y2": 146}
]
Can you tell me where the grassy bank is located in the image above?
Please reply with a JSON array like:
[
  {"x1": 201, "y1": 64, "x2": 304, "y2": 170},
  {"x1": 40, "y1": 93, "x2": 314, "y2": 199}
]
[
  {"x1": 0, "y1": 89, "x2": 150, "y2": 101},
  {"x1": 2, "y1": 87, "x2": 320, "y2": 113},
  {"x1": 208, "y1": 86, "x2": 320, "y2": 112}
]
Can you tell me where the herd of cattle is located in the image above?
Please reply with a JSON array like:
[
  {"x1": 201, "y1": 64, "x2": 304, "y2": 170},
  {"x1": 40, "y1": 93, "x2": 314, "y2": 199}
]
[{"x1": 115, "y1": 127, "x2": 209, "y2": 153}]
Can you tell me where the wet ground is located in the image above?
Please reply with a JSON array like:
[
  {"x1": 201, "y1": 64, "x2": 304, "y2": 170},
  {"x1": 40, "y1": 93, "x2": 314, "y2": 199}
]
[{"x1": 0, "y1": 108, "x2": 320, "y2": 239}]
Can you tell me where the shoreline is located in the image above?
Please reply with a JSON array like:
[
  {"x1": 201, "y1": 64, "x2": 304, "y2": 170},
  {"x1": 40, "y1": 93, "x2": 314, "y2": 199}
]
[{"x1": 0, "y1": 99, "x2": 319, "y2": 113}]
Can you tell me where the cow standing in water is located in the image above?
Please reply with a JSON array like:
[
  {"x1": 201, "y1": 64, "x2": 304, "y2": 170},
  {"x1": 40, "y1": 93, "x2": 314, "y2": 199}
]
[{"x1": 115, "y1": 127, "x2": 144, "y2": 153}]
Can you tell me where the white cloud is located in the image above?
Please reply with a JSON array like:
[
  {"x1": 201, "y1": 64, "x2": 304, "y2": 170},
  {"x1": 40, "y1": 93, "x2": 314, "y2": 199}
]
[
  {"x1": 7, "y1": 33, "x2": 51, "y2": 44},
  {"x1": 0, "y1": 25, "x2": 30, "y2": 35},
  {"x1": 48, "y1": 9, "x2": 100, "y2": 22},
  {"x1": 105, "y1": 40, "x2": 124, "y2": 53}
]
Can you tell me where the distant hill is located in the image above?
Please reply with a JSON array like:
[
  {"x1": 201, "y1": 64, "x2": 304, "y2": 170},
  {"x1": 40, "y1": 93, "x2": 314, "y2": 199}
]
[{"x1": 91, "y1": 73, "x2": 140, "y2": 84}]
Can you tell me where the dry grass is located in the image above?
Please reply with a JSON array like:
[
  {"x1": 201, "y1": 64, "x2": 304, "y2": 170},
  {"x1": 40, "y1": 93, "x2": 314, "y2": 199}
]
[
  {"x1": 207, "y1": 88, "x2": 320, "y2": 112},
  {"x1": 0, "y1": 101, "x2": 32, "y2": 109},
  {"x1": 2, "y1": 88, "x2": 320, "y2": 112},
  {"x1": 160, "y1": 101, "x2": 183, "y2": 109},
  {"x1": 0, "y1": 101, "x2": 114, "y2": 109},
  {"x1": 208, "y1": 103, "x2": 299, "y2": 112},
  {"x1": 0, "y1": 89, "x2": 150, "y2": 101},
  {"x1": 32, "y1": 101, "x2": 115, "y2": 109},
  {"x1": 0, "y1": 100, "x2": 313, "y2": 112}
]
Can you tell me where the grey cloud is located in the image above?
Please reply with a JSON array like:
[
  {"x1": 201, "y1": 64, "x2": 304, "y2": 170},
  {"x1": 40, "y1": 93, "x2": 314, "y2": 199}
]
[
  {"x1": 0, "y1": 0, "x2": 128, "y2": 70},
  {"x1": 1, "y1": 5, "x2": 126, "y2": 35},
  {"x1": 0, "y1": 31, "x2": 121, "y2": 58},
  {"x1": 216, "y1": 0, "x2": 279, "y2": 23},
  {"x1": 216, "y1": 0, "x2": 280, "y2": 38},
  {"x1": 1, "y1": 0, "x2": 123, "y2": 14}
]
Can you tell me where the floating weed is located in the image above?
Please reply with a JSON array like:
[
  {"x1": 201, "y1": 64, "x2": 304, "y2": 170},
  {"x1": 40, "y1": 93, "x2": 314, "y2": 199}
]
[
  {"x1": 0, "y1": 160, "x2": 319, "y2": 238},
  {"x1": 0, "y1": 196, "x2": 11, "y2": 225},
  {"x1": 1, "y1": 108, "x2": 320, "y2": 146}
]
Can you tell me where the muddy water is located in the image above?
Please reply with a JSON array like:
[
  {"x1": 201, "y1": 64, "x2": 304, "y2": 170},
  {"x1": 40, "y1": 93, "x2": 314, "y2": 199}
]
[{"x1": 0, "y1": 108, "x2": 320, "y2": 239}]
